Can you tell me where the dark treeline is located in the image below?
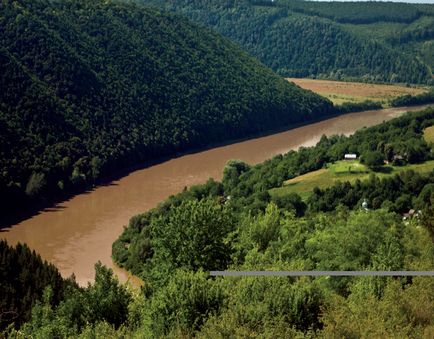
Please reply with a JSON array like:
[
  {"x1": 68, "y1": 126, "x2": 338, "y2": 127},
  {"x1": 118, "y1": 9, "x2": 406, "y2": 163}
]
[
  {"x1": 335, "y1": 100, "x2": 382, "y2": 115},
  {"x1": 1, "y1": 239, "x2": 132, "y2": 336},
  {"x1": 142, "y1": 0, "x2": 433, "y2": 84},
  {"x1": 391, "y1": 90, "x2": 434, "y2": 107},
  {"x1": 0, "y1": 240, "x2": 76, "y2": 330},
  {"x1": 0, "y1": 0, "x2": 334, "y2": 222}
]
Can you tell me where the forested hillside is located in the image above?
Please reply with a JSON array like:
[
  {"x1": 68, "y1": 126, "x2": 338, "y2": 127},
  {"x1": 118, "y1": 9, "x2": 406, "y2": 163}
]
[
  {"x1": 143, "y1": 0, "x2": 434, "y2": 84},
  {"x1": 5, "y1": 109, "x2": 434, "y2": 336},
  {"x1": 0, "y1": 0, "x2": 334, "y2": 220}
]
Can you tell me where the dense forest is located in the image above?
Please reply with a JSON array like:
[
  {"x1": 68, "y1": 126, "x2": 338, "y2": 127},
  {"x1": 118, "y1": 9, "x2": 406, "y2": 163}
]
[
  {"x1": 0, "y1": 0, "x2": 334, "y2": 222},
  {"x1": 142, "y1": 0, "x2": 434, "y2": 84},
  {"x1": 3, "y1": 108, "x2": 434, "y2": 337}
]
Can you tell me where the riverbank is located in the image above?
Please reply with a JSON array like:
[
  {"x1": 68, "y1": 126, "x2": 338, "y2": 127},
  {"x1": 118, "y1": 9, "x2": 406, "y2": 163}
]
[
  {"x1": 1, "y1": 104, "x2": 432, "y2": 286},
  {"x1": 2, "y1": 103, "x2": 431, "y2": 230}
]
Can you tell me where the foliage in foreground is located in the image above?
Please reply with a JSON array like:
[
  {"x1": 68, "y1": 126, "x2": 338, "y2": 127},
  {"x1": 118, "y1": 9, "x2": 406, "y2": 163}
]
[
  {"x1": 8, "y1": 204, "x2": 434, "y2": 338},
  {"x1": 3, "y1": 262, "x2": 131, "y2": 338}
]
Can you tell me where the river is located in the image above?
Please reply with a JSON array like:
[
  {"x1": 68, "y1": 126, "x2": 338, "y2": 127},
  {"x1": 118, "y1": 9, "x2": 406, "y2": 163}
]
[{"x1": 1, "y1": 105, "x2": 431, "y2": 286}]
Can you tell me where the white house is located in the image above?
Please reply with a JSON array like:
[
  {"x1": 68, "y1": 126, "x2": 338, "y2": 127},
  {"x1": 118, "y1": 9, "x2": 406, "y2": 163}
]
[{"x1": 344, "y1": 154, "x2": 357, "y2": 160}]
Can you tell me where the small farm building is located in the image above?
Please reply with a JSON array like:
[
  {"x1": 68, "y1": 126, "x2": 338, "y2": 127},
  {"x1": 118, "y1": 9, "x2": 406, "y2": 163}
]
[{"x1": 344, "y1": 154, "x2": 357, "y2": 160}]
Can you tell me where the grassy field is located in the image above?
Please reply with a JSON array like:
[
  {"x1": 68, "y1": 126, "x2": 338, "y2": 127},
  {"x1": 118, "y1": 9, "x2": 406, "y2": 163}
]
[
  {"x1": 286, "y1": 78, "x2": 428, "y2": 105},
  {"x1": 424, "y1": 125, "x2": 434, "y2": 144},
  {"x1": 270, "y1": 160, "x2": 434, "y2": 200}
]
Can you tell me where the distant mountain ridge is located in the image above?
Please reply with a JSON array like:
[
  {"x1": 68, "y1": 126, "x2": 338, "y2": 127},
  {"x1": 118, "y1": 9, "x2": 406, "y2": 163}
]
[
  {"x1": 0, "y1": 0, "x2": 333, "y2": 218},
  {"x1": 141, "y1": 0, "x2": 434, "y2": 84}
]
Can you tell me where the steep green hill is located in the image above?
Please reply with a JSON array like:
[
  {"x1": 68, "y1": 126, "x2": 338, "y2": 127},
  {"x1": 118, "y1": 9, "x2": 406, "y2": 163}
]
[
  {"x1": 142, "y1": 0, "x2": 434, "y2": 84},
  {"x1": 0, "y1": 0, "x2": 333, "y2": 219}
]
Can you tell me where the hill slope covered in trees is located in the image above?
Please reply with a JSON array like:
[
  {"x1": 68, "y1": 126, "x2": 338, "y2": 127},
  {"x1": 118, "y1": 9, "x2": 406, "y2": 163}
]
[
  {"x1": 0, "y1": 0, "x2": 334, "y2": 220},
  {"x1": 142, "y1": 0, "x2": 434, "y2": 84}
]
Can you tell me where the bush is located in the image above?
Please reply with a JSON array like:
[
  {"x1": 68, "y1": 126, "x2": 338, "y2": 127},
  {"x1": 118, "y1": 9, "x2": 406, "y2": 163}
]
[{"x1": 361, "y1": 151, "x2": 385, "y2": 170}]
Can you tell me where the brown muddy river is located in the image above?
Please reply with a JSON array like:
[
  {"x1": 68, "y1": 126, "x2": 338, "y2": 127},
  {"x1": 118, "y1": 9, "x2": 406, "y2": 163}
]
[{"x1": 1, "y1": 105, "x2": 431, "y2": 286}]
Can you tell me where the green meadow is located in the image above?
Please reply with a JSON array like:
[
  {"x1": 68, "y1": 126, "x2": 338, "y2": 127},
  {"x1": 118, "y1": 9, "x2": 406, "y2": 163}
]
[{"x1": 270, "y1": 160, "x2": 434, "y2": 200}]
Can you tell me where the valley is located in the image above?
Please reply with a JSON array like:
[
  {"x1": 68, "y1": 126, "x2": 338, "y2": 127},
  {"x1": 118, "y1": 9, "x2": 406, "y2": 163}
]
[{"x1": 2, "y1": 0, "x2": 434, "y2": 337}]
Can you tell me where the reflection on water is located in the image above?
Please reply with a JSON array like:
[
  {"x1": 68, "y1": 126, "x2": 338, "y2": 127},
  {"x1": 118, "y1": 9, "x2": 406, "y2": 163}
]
[{"x1": 2, "y1": 105, "x2": 431, "y2": 285}]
